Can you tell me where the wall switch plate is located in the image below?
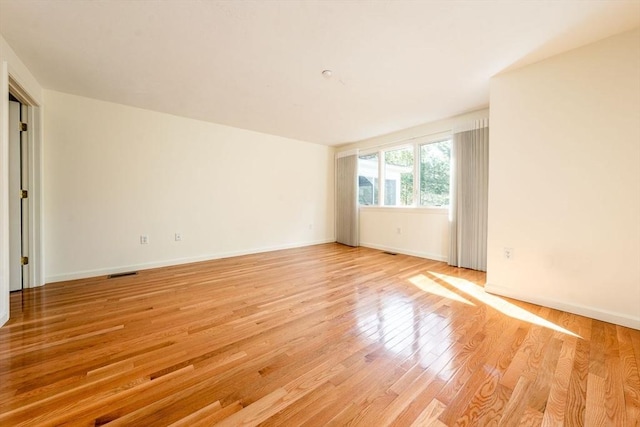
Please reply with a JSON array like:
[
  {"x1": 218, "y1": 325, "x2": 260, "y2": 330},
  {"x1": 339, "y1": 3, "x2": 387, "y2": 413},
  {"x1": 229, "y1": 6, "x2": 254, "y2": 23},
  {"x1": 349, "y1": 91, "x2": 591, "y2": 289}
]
[{"x1": 140, "y1": 235, "x2": 149, "y2": 244}]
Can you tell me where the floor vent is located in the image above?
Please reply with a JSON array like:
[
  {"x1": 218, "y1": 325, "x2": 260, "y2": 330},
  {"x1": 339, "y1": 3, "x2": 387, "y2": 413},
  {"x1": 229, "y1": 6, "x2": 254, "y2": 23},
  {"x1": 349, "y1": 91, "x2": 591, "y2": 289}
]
[
  {"x1": 382, "y1": 251, "x2": 398, "y2": 256},
  {"x1": 108, "y1": 271, "x2": 138, "y2": 279}
]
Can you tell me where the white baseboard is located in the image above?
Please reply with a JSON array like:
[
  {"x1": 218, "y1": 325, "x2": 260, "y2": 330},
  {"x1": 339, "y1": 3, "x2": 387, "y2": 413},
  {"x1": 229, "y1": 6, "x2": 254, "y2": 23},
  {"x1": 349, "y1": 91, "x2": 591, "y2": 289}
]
[
  {"x1": 359, "y1": 242, "x2": 448, "y2": 263},
  {"x1": 0, "y1": 310, "x2": 8, "y2": 328},
  {"x1": 485, "y1": 283, "x2": 640, "y2": 330},
  {"x1": 45, "y1": 239, "x2": 336, "y2": 284}
]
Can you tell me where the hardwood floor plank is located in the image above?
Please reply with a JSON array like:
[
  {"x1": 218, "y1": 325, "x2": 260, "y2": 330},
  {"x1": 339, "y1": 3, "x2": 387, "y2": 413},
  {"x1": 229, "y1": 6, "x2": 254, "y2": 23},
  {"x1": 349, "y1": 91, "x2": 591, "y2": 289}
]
[
  {"x1": 409, "y1": 398, "x2": 447, "y2": 426},
  {"x1": 500, "y1": 324, "x2": 554, "y2": 390},
  {"x1": 618, "y1": 326, "x2": 640, "y2": 426},
  {"x1": 585, "y1": 372, "x2": 608, "y2": 426},
  {"x1": 499, "y1": 375, "x2": 533, "y2": 426},
  {"x1": 389, "y1": 378, "x2": 447, "y2": 426},
  {"x1": 602, "y1": 356, "x2": 627, "y2": 426},
  {"x1": 525, "y1": 336, "x2": 563, "y2": 412},
  {"x1": 360, "y1": 345, "x2": 454, "y2": 426},
  {"x1": 590, "y1": 320, "x2": 607, "y2": 378},
  {"x1": 565, "y1": 335, "x2": 591, "y2": 426},
  {"x1": 473, "y1": 383, "x2": 512, "y2": 426},
  {"x1": 165, "y1": 400, "x2": 222, "y2": 427},
  {"x1": 540, "y1": 338, "x2": 577, "y2": 426},
  {"x1": 257, "y1": 381, "x2": 338, "y2": 426},
  {"x1": 519, "y1": 406, "x2": 544, "y2": 426},
  {"x1": 437, "y1": 320, "x2": 523, "y2": 425},
  {"x1": 323, "y1": 401, "x2": 362, "y2": 426},
  {"x1": 0, "y1": 243, "x2": 637, "y2": 425},
  {"x1": 437, "y1": 317, "x2": 510, "y2": 407},
  {"x1": 214, "y1": 387, "x2": 288, "y2": 427}
]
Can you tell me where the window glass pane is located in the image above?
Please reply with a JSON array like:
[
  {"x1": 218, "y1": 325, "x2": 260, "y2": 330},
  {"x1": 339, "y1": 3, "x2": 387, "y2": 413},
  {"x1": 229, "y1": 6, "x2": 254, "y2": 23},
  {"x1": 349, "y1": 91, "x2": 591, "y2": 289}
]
[
  {"x1": 419, "y1": 139, "x2": 451, "y2": 206},
  {"x1": 384, "y1": 147, "x2": 413, "y2": 206},
  {"x1": 384, "y1": 179, "x2": 396, "y2": 205},
  {"x1": 358, "y1": 154, "x2": 378, "y2": 205}
]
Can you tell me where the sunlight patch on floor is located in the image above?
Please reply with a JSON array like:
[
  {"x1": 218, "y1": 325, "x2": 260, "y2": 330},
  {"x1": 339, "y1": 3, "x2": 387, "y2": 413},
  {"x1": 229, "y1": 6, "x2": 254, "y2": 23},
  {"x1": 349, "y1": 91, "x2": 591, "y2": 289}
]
[
  {"x1": 409, "y1": 274, "x2": 474, "y2": 306},
  {"x1": 428, "y1": 272, "x2": 581, "y2": 338}
]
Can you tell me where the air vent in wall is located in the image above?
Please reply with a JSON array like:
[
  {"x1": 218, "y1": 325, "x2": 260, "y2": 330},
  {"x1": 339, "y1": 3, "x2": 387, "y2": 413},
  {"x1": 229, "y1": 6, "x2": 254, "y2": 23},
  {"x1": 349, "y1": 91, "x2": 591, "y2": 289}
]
[
  {"x1": 382, "y1": 251, "x2": 398, "y2": 256},
  {"x1": 108, "y1": 271, "x2": 138, "y2": 279}
]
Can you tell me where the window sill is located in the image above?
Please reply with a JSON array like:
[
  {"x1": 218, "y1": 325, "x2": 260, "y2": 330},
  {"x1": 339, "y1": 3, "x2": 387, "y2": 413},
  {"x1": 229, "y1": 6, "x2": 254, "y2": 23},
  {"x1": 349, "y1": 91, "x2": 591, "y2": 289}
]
[{"x1": 359, "y1": 205, "x2": 448, "y2": 214}]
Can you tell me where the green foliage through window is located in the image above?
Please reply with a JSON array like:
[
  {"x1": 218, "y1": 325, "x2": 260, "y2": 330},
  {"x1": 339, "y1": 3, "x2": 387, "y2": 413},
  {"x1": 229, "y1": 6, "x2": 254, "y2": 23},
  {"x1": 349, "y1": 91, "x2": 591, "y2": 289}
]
[
  {"x1": 420, "y1": 140, "x2": 450, "y2": 207},
  {"x1": 384, "y1": 148, "x2": 413, "y2": 206},
  {"x1": 357, "y1": 138, "x2": 451, "y2": 207}
]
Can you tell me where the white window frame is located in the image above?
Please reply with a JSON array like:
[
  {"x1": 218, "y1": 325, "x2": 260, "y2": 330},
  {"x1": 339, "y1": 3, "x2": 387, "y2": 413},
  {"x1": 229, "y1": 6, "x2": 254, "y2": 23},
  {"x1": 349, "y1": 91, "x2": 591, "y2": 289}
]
[{"x1": 358, "y1": 132, "x2": 452, "y2": 210}]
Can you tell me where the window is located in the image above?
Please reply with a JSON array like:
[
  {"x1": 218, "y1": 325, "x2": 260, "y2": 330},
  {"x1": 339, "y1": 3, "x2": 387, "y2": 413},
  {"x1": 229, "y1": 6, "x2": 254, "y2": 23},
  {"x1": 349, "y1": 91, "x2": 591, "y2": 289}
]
[
  {"x1": 384, "y1": 147, "x2": 413, "y2": 206},
  {"x1": 384, "y1": 179, "x2": 396, "y2": 206},
  {"x1": 358, "y1": 154, "x2": 379, "y2": 205},
  {"x1": 357, "y1": 136, "x2": 451, "y2": 208},
  {"x1": 419, "y1": 139, "x2": 451, "y2": 207}
]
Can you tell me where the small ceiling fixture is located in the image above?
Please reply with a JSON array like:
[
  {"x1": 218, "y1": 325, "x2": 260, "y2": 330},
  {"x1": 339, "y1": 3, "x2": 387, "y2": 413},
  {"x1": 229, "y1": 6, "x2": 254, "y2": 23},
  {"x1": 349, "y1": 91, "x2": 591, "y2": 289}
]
[{"x1": 322, "y1": 69, "x2": 333, "y2": 79}]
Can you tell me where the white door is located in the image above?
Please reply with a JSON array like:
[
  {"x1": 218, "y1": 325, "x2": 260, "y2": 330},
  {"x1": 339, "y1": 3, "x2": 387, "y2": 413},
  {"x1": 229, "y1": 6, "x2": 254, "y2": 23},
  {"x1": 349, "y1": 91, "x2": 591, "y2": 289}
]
[{"x1": 9, "y1": 100, "x2": 29, "y2": 291}]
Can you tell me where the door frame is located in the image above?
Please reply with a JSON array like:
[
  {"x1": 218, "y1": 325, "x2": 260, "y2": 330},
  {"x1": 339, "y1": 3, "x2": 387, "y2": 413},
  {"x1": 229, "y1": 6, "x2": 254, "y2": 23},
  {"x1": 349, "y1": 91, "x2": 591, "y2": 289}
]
[
  {"x1": 8, "y1": 98, "x2": 27, "y2": 291},
  {"x1": 7, "y1": 76, "x2": 43, "y2": 290},
  {"x1": 1, "y1": 43, "x2": 45, "y2": 327}
]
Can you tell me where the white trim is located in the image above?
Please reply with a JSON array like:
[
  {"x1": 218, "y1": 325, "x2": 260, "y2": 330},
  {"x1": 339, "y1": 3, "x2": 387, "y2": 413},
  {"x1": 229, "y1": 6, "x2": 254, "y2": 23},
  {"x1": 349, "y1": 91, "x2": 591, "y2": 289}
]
[
  {"x1": 349, "y1": 130, "x2": 452, "y2": 156},
  {"x1": 413, "y1": 142, "x2": 420, "y2": 206},
  {"x1": 1, "y1": 35, "x2": 45, "y2": 327},
  {"x1": 485, "y1": 283, "x2": 640, "y2": 331},
  {"x1": 453, "y1": 118, "x2": 489, "y2": 133},
  {"x1": 45, "y1": 239, "x2": 336, "y2": 283},
  {"x1": 336, "y1": 149, "x2": 358, "y2": 159},
  {"x1": 360, "y1": 242, "x2": 448, "y2": 263},
  {"x1": 0, "y1": 61, "x2": 8, "y2": 327},
  {"x1": 8, "y1": 78, "x2": 37, "y2": 106},
  {"x1": 334, "y1": 154, "x2": 337, "y2": 247},
  {"x1": 29, "y1": 106, "x2": 44, "y2": 288},
  {"x1": 359, "y1": 205, "x2": 448, "y2": 215},
  {"x1": 7, "y1": 78, "x2": 44, "y2": 290}
]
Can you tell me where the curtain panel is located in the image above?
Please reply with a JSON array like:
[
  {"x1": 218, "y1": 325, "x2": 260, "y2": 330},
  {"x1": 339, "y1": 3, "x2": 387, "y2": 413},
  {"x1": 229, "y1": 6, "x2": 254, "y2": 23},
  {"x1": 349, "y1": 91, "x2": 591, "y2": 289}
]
[
  {"x1": 449, "y1": 119, "x2": 489, "y2": 271},
  {"x1": 336, "y1": 152, "x2": 359, "y2": 247}
]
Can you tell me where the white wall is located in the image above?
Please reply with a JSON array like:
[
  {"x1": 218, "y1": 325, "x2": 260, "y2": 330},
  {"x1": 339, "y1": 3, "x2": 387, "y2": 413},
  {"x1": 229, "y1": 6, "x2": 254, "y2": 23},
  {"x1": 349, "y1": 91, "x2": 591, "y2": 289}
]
[
  {"x1": 487, "y1": 28, "x2": 640, "y2": 329},
  {"x1": 360, "y1": 207, "x2": 449, "y2": 261},
  {"x1": 0, "y1": 34, "x2": 44, "y2": 327},
  {"x1": 44, "y1": 90, "x2": 335, "y2": 282},
  {"x1": 337, "y1": 108, "x2": 489, "y2": 261}
]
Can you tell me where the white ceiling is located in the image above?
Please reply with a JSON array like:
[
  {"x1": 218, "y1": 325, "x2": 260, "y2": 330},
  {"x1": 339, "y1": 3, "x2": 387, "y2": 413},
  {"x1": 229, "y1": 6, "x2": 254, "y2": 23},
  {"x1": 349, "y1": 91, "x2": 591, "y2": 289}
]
[{"x1": 1, "y1": 1, "x2": 638, "y2": 145}]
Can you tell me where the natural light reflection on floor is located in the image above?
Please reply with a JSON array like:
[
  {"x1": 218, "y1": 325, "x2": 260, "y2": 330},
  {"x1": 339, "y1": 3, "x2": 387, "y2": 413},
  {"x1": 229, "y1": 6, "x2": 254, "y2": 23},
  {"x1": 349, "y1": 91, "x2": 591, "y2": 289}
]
[
  {"x1": 355, "y1": 297, "x2": 413, "y2": 355},
  {"x1": 409, "y1": 274, "x2": 475, "y2": 306},
  {"x1": 355, "y1": 295, "x2": 454, "y2": 358},
  {"x1": 427, "y1": 272, "x2": 582, "y2": 338}
]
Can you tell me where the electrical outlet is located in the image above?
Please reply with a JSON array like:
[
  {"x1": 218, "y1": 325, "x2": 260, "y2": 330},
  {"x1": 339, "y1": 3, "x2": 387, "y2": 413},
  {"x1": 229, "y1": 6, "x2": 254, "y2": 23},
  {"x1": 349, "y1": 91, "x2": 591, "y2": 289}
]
[
  {"x1": 396, "y1": 227, "x2": 402, "y2": 235},
  {"x1": 308, "y1": 224, "x2": 313, "y2": 230},
  {"x1": 175, "y1": 233, "x2": 182, "y2": 242},
  {"x1": 140, "y1": 235, "x2": 149, "y2": 245},
  {"x1": 504, "y1": 247, "x2": 513, "y2": 260}
]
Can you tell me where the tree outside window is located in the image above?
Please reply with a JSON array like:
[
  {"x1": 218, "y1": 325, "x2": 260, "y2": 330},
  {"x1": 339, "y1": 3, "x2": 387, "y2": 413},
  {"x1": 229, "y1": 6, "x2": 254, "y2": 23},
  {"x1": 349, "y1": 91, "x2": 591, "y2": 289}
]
[
  {"x1": 420, "y1": 140, "x2": 450, "y2": 207},
  {"x1": 384, "y1": 147, "x2": 413, "y2": 206}
]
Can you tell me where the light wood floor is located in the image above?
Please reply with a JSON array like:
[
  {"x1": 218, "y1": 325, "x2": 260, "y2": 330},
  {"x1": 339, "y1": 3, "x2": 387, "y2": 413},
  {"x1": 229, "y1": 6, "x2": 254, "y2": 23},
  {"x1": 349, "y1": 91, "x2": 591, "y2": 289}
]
[{"x1": 1, "y1": 244, "x2": 638, "y2": 426}]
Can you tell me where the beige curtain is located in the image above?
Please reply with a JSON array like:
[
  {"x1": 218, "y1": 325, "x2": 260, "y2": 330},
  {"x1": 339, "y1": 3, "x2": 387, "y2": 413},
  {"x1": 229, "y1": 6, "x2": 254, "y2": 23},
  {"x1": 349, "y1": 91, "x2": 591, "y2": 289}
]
[
  {"x1": 336, "y1": 152, "x2": 359, "y2": 247},
  {"x1": 449, "y1": 119, "x2": 489, "y2": 271}
]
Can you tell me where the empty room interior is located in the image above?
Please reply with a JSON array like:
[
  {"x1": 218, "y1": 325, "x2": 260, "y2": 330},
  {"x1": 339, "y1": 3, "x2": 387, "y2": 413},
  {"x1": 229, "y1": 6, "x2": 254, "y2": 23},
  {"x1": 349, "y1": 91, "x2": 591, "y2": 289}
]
[{"x1": 0, "y1": 1, "x2": 639, "y2": 426}]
